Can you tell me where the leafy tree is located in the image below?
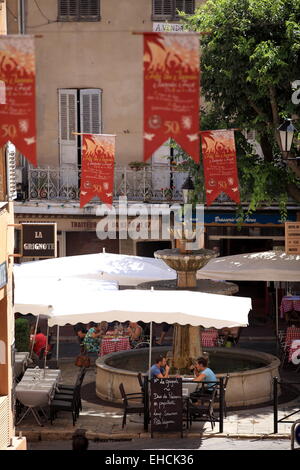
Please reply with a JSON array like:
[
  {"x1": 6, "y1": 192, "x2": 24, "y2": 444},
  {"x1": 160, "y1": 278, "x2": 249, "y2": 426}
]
[{"x1": 178, "y1": 0, "x2": 300, "y2": 208}]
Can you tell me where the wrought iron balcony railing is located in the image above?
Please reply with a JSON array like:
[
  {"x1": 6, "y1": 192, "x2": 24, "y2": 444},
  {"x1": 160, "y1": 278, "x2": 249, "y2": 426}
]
[{"x1": 25, "y1": 165, "x2": 199, "y2": 203}]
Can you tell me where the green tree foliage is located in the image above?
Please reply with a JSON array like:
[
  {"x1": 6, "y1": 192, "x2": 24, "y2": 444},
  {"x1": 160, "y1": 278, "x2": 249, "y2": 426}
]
[
  {"x1": 177, "y1": 0, "x2": 300, "y2": 212},
  {"x1": 15, "y1": 318, "x2": 30, "y2": 352}
]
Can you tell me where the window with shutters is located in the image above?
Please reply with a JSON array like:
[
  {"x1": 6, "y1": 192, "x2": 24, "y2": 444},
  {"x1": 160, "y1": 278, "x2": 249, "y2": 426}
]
[
  {"x1": 152, "y1": 0, "x2": 195, "y2": 20},
  {"x1": 58, "y1": 0, "x2": 100, "y2": 22},
  {"x1": 58, "y1": 88, "x2": 102, "y2": 168}
]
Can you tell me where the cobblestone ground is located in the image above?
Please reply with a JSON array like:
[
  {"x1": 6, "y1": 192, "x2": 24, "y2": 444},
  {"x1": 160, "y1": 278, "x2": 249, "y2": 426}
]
[{"x1": 28, "y1": 437, "x2": 292, "y2": 451}]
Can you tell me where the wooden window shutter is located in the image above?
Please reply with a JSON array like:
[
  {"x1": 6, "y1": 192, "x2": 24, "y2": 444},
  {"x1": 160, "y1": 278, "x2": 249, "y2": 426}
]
[
  {"x1": 175, "y1": 0, "x2": 195, "y2": 15},
  {"x1": 58, "y1": 0, "x2": 100, "y2": 21},
  {"x1": 152, "y1": 0, "x2": 173, "y2": 18},
  {"x1": 79, "y1": 89, "x2": 102, "y2": 135},
  {"x1": 58, "y1": 89, "x2": 78, "y2": 166},
  {"x1": 79, "y1": 0, "x2": 99, "y2": 19}
]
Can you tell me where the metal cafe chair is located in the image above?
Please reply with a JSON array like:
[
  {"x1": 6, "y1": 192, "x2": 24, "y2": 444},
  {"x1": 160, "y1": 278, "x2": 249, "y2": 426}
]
[
  {"x1": 187, "y1": 386, "x2": 218, "y2": 430},
  {"x1": 53, "y1": 368, "x2": 87, "y2": 417},
  {"x1": 119, "y1": 383, "x2": 145, "y2": 429},
  {"x1": 50, "y1": 384, "x2": 80, "y2": 426}
]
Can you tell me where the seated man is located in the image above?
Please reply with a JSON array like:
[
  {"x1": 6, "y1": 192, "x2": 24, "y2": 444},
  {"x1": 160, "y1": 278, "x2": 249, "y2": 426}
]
[
  {"x1": 191, "y1": 356, "x2": 217, "y2": 394},
  {"x1": 150, "y1": 355, "x2": 170, "y2": 379}
]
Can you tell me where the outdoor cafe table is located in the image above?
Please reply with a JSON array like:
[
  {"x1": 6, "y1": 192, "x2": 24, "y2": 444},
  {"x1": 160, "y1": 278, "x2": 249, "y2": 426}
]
[
  {"x1": 16, "y1": 368, "x2": 61, "y2": 426},
  {"x1": 99, "y1": 335, "x2": 131, "y2": 356},
  {"x1": 201, "y1": 330, "x2": 219, "y2": 347},
  {"x1": 14, "y1": 352, "x2": 30, "y2": 378},
  {"x1": 280, "y1": 296, "x2": 300, "y2": 318}
]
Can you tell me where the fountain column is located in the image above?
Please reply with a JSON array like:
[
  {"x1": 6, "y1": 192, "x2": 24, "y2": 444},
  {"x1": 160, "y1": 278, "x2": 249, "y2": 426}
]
[{"x1": 154, "y1": 243, "x2": 216, "y2": 371}]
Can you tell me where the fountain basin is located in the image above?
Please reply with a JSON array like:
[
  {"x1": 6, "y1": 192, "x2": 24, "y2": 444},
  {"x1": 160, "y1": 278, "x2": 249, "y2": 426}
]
[
  {"x1": 96, "y1": 346, "x2": 280, "y2": 408},
  {"x1": 154, "y1": 248, "x2": 216, "y2": 272}
]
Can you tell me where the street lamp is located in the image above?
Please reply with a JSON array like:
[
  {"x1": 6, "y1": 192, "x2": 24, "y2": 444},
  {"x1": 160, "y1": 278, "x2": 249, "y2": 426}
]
[
  {"x1": 277, "y1": 118, "x2": 297, "y2": 156},
  {"x1": 182, "y1": 176, "x2": 194, "y2": 204}
]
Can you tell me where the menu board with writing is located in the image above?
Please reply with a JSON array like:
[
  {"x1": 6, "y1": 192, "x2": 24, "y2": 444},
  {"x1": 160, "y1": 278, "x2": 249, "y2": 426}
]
[
  {"x1": 285, "y1": 222, "x2": 300, "y2": 254},
  {"x1": 150, "y1": 377, "x2": 182, "y2": 434}
]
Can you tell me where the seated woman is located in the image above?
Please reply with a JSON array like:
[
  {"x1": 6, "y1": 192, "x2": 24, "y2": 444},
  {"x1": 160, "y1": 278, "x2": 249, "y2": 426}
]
[
  {"x1": 98, "y1": 321, "x2": 108, "y2": 336},
  {"x1": 83, "y1": 322, "x2": 102, "y2": 356},
  {"x1": 127, "y1": 321, "x2": 143, "y2": 348}
]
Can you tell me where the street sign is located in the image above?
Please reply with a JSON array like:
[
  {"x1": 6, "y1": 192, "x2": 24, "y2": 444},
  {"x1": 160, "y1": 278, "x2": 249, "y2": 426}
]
[
  {"x1": 285, "y1": 222, "x2": 300, "y2": 254},
  {"x1": 21, "y1": 223, "x2": 57, "y2": 258}
]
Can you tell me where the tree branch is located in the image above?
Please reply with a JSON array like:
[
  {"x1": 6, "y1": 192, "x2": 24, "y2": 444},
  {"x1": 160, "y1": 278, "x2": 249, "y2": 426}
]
[
  {"x1": 248, "y1": 100, "x2": 272, "y2": 128},
  {"x1": 269, "y1": 86, "x2": 282, "y2": 150}
]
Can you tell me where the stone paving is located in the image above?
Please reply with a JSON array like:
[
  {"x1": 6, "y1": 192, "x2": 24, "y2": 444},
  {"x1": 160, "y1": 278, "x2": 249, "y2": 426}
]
[{"x1": 16, "y1": 358, "x2": 300, "y2": 442}]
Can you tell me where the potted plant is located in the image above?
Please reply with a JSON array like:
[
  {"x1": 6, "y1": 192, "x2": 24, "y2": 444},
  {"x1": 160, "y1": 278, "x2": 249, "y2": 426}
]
[
  {"x1": 15, "y1": 318, "x2": 30, "y2": 352},
  {"x1": 128, "y1": 161, "x2": 150, "y2": 171}
]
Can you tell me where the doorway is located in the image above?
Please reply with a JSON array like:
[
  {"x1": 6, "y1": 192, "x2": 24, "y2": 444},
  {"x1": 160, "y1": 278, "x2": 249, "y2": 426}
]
[{"x1": 136, "y1": 241, "x2": 172, "y2": 258}]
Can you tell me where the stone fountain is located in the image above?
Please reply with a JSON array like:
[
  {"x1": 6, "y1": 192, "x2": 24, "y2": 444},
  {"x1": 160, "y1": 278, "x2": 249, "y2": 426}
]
[{"x1": 138, "y1": 241, "x2": 239, "y2": 371}]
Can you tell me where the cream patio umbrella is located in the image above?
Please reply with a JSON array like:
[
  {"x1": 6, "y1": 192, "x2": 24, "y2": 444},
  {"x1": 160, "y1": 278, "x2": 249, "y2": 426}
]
[
  {"x1": 197, "y1": 250, "x2": 300, "y2": 336},
  {"x1": 14, "y1": 252, "x2": 177, "y2": 286},
  {"x1": 14, "y1": 279, "x2": 251, "y2": 375}
]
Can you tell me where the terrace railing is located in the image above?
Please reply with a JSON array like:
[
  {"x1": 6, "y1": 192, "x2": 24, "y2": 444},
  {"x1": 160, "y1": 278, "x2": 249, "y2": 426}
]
[{"x1": 26, "y1": 165, "x2": 195, "y2": 203}]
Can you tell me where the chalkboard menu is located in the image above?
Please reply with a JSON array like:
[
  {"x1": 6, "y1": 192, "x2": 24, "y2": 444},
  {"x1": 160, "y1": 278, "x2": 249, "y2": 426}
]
[{"x1": 150, "y1": 378, "x2": 183, "y2": 434}]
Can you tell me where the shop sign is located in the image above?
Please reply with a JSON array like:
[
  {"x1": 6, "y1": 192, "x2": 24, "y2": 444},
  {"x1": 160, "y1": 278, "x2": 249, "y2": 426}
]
[
  {"x1": 21, "y1": 223, "x2": 57, "y2": 258},
  {"x1": 0, "y1": 262, "x2": 7, "y2": 289},
  {"x1": 204, "y1": 212, "x2": 297, "y2": 225},
  {"x1": 285, "y1": 222, "x2": 300, "y2": 254}
]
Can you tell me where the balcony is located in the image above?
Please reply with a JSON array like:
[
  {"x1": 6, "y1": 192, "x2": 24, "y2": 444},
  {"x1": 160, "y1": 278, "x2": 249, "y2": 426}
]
[{"x1": 22, "y1": 165, "x2": 195, "y2": 204}]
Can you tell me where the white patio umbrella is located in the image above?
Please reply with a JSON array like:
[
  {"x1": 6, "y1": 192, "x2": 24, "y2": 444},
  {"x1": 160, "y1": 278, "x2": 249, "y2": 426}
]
[
  {"x1": 14, "y1": 252, "x2": 177, "y2": 286},
  {"x1": 197, "y1": 250, "x2": 300, "y2": 336},
  {"x1": 14, "y1": 278, "x2": 251, "y2": 374},
  {"x1": 14, "y1": 277, "x2": 119, "y2": 363},
  {"x1": 197, "y1": 250, "x2": 300, "y2": 282}
]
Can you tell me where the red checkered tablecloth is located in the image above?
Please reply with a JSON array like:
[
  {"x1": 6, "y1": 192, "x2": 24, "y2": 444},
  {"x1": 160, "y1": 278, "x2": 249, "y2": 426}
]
[
  {"x1": 284, "y1": 327, "x2": 300, "y2": 362},
  {"x1": 286, "y1": 327, "x2": 300, "y2": 344},
  {"x1": 99, "y1": 337, "x2": 131, "y2": 357},
  {"x1": 201, "y1": 331, "x2": 218, "y2": 347},
  {"x1": 288, "y1": 340, "x2": 300, "y2": 362},
  {"x1": 280, "y1": 297, "x2": 300, "y2": 318}
]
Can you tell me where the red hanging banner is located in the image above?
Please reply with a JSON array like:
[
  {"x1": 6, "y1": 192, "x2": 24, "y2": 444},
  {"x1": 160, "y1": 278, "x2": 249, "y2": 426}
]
[
  {"x1": 80, "y1": 134, "x2": 115, "y2": 208},
  {"x1": 0, "y1": 35, "x2": 37, "y2": 166},
  {"x1": 201, "y1": 130, "x2": 240, "y2": 206},
  {"x1": 144, "y1": 33, "x2": 200, "y2": 162}
]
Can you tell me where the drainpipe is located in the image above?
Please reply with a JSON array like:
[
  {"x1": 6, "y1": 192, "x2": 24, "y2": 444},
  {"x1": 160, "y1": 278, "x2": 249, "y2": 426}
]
[{"x1": 18, "y1": 0, "x2": 25, "y2": 34}]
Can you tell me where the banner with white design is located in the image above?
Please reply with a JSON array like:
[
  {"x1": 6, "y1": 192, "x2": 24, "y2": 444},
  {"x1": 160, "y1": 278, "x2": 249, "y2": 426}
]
[
  {"x1": 0, "y1": 35, "x2": 37, "y2": 166},
  {"x1": 201, "y1": 130, "x2": 240, "y2": 206},
  {"x1": 144, "y1": 33, "x2": 200, "y2": 163},
  {"x1": 80, "y1": 134, "x2": 115, "y2": 208}
]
